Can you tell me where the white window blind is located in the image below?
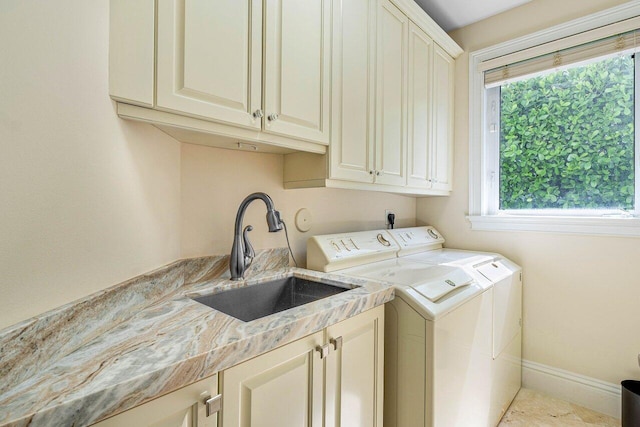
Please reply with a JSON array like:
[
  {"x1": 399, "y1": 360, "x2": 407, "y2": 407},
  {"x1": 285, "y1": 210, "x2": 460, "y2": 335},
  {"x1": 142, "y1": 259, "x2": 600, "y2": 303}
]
[{"x1": 480, "y1": 16, "x2": 640, "y2": 88}]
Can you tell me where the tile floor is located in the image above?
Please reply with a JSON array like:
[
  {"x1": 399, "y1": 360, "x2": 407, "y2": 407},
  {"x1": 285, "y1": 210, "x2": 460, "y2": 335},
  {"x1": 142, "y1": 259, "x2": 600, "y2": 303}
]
[{"x1": 498, "y1": 388, "x2": 620, "y2": 426}]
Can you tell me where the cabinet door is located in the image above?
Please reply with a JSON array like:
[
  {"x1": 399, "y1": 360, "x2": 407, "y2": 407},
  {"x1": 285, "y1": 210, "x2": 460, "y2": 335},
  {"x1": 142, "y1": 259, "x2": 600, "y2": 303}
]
[
  {"x1": 375, "y1": 0, "x2": 408, "y2": 187},
  {"x1": 221, "y1": 331, "x2": 324, "y2": 427},
  {"x1": 92, "y1": 375, "x2": 218, "y2": 427},
  {"x1": 407, "y1": 22, "x2": 433, "y2": 189},
  {"x1": 325, "y1": 305, "x2": 384, "y2": 427},
  {"x1": 430, "y1": 44, "x2": 455, "y2": 192},
  {"x1": 156, "y1": 0, "x2": 262, "y2": 128},
  {"x1": 328, "y1": 0, "x2": 376, "y2": 183},
  {"x1": 263, "y1": 0, "x2": 331, "y2": 144}
]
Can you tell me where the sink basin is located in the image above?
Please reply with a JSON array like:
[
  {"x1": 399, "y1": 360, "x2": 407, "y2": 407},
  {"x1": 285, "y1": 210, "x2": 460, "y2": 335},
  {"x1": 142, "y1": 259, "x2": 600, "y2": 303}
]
[{"x1": 191, "y1": 276, "x2": 351, "y2": 322}]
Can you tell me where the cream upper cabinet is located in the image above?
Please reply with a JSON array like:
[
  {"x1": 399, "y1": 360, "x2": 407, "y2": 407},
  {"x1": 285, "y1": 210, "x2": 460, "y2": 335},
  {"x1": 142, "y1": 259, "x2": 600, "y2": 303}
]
[
  {"x1": 263, "y1": 0, "x2": 331, "y2": 144},
  {"x1": 110, "y1": 0, "x2": 329, "y2": 153},
  {"x1": 156, "y1": 0, "x2": 329, "y2": 144},
  {"x1": 92, "y1": 374, "x2": 219, "y2": 427},
  {"x1": 404, "y1": 23, "x2": 455, "y2": 192},
  {"x1": 329, "y1": 0, "x2": 377, "y2": 183},
  {"x1": 156, "y1": 0, "x2": 262, "y2": 129},
  {"x1": 375, "y1": 0, "x2": 409, "y2": 187},
  {"x1": 431, "y1": 44, "x2": 455, "y2": 192},
  {"x1": 283, "y1": 0, "x2": 461, "y2": 196},
  {"x1": 221, "y1": 306, "x2": 384, "y2": 427},
  {"x1": 407, "y1": 22, "x2": 433, "y2": 189}
]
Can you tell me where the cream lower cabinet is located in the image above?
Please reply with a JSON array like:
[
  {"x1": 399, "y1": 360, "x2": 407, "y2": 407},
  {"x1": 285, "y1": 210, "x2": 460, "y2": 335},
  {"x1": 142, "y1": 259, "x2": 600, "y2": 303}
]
[
  {"x1": 92, "y1": 374, "x2": 219, "y2": 427},
  {"x1": 220, "y1": 305, "x2": 384, "y2": 427},
  {"x1": 324, "y1": 305, "x2": 385, "y2": 427}
]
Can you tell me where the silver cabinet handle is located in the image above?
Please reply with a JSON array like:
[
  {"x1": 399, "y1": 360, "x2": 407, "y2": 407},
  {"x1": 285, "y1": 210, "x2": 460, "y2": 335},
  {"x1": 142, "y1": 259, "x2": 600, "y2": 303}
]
[
  {"x1": 252, "y1": 109, "x2": 264, "y2": 119},
  {"x1": 203, "y1": 394, "x2": 222, "y2": 417},
  {"x1": 316, "y1": 344, "x2": 330, "y2": 359},
  {"x1": 330, "y1": 336, "x2": 343, "y2": 351},
  {"x1": 267, "y1": 113, "x2": 279, "y2": 121}
]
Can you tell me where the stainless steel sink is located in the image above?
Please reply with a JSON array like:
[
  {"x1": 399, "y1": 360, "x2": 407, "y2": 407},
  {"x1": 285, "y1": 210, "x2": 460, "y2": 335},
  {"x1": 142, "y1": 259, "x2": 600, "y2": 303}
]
[{"x1": 191, "y1": 277, "x2": 351, "y2": 322}]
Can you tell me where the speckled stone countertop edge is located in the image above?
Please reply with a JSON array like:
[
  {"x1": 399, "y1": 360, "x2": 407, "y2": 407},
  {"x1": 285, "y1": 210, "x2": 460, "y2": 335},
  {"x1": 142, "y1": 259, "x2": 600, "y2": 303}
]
[{"x1": 0, "y1": 265, "x2": 393, "y2": 427}]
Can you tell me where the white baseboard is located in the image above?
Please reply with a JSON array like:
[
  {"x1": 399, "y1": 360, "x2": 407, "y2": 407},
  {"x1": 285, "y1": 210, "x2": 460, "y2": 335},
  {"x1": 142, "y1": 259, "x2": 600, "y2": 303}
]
[{"x1": 522, "y1": 360, "x2": 621, "y2": 419}]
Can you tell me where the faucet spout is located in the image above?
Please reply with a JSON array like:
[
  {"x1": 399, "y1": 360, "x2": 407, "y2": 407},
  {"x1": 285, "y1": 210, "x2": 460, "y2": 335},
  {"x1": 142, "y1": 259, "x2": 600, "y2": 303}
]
[{"x1": 230, "y1": 192, "x2": 283, "y2": 280}]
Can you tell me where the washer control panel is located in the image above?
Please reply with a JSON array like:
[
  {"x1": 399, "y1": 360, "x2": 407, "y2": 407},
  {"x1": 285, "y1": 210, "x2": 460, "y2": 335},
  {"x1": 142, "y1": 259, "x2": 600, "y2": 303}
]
[{"x1": 307, "y1": 230, "x2": 400, "y2": 272}]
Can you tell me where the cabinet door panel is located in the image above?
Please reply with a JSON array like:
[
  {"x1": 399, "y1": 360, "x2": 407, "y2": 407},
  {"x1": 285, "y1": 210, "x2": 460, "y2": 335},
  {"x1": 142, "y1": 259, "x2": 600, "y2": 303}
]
[
  {"x1": 325, "y1": 306, "x2": 384, "y2": 427},
  {"x1": 376, "y1": 0, "x2": 408, "y2": 186},
  {"x1": 92, "y1": 375, "x2": 218, "y2": 427},
  {"x1": 431, "y1": 45, "x2": 454, "y2": 192},
  {"x1": 156, "y1": 0, "x2": 261, "y2": 128},
  {"x1": 263, "y1": 0, "x2": 330, "y2": 144},
  {"x1": 329, "y1": 0, "x2": 376, "y2": 183},
  {"x1": 221, "y1": 332, "x2": 324, "y2": 427},
  {"x1": 407, "y1": 22, "x2": 433, "y2": 189}
]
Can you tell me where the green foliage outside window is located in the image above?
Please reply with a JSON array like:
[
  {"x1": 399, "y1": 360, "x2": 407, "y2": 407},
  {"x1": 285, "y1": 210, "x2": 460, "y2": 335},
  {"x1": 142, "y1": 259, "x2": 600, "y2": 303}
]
[{"x1": 499, "y1": 55, "x2": 635, "y2": 210}]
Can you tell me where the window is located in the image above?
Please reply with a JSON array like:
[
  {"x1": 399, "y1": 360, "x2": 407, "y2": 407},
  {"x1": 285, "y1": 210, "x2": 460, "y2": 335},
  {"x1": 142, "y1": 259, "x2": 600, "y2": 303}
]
[
  {"x1": 468, "y1": 4, "x2": 640, "y2": 236},
  {"x1": 488, "y1": 53, "x2": 637, "y2": 214}
]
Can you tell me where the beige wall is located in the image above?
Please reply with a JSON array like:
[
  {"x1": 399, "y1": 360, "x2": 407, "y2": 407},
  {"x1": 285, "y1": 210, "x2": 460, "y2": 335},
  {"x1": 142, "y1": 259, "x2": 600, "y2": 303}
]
[
  {"x1": 417, "y1": 0, "x2": 638, "y2": 384},
  {"x1": 0, "y1": 0, "x2": 416, "y2": 331},
  {"x1": 180, "y1": 143, "x2": 416, "y2": 265},
  {"x1": 0, "y1": 0, "x2": 182, "y2": 330}
]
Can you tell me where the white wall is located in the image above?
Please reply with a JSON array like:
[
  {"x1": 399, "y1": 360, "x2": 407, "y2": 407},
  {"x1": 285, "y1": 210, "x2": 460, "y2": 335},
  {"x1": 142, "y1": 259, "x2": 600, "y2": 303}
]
[
  {"x1": 180, "y1": 143, "x2": 416, "y2": 266},
  {"x1": 417, "y1": 0, "x2": 639, "y2": 385},
  {"x1": 0, "y1": 0, "x2": 182, "y2": 330}
]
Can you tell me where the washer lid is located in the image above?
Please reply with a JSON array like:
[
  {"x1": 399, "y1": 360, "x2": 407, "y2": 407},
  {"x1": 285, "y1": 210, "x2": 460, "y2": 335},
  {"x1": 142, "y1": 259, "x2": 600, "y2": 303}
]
[
  {"x1": 412, "y1": 267, "x2": 473, "y2": 302},
  {"x1": 339, "y1": 259, "x2": 473, "y2": 302}
]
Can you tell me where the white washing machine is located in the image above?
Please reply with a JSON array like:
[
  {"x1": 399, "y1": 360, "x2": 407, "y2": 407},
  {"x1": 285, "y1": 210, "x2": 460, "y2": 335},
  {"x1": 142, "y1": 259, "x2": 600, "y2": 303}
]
[{"x1": 307, "y1": 226, "x2": 522, "y2": 427}]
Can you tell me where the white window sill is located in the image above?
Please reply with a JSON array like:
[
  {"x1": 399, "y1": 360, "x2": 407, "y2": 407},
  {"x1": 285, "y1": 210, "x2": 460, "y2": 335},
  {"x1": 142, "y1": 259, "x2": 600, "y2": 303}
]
[{"x1": 466, "y1": 215, "x2": 640, "y2": 237}]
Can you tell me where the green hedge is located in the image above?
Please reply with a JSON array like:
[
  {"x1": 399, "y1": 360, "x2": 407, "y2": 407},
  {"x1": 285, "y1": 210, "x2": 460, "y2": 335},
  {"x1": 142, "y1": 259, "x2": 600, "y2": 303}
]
[{"x1": 499, "y1": 55, "x2": 635, "y2": 210}]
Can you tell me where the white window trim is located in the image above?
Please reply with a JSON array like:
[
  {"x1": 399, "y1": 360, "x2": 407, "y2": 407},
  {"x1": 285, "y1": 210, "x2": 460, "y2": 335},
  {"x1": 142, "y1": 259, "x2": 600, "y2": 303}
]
[{"x1": 468, "y1": 2, "x2": 640, "y2": 238}]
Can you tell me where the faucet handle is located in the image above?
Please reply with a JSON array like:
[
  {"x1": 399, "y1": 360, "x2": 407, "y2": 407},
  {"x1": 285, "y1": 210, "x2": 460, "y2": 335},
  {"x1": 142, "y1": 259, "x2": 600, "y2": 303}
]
[{"x1": 243, "y1": 225, "x2": 255, "y2": 268}]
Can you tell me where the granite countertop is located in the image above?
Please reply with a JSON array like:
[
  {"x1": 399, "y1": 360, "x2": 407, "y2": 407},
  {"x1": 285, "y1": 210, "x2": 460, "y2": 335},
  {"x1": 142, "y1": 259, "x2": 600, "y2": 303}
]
[{"x1": 0, "y1": 249, "x2": 394, "y2": 427}]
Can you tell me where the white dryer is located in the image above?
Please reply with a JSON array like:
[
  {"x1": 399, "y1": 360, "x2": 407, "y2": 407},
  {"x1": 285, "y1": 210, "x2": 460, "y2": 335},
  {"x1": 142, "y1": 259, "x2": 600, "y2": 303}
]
[{"x1": 307, "y1": 226, "x2": 522, "y2": 427}]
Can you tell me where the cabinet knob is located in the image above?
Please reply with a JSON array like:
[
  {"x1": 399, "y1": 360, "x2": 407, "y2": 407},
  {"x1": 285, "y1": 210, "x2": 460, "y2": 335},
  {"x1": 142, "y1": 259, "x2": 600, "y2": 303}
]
[
  {"x1": 330, "y1": 336, "x2": 343, "y2": 351},
  {"x1": 376, "y1": 171, "x2": 381, "y2": 176},
  {"x1": 252, "y1": 109, "x2": 264, "y2": 119},
  {"x1": 203, "y1": 394, "x2": 222, "y2": 417},
  {"x1": 267, "y1": 113, "x2": 279, "y2": 122},
  {"x1": 316, "y1": 344, "x2": 330, "y2": 359},
  {"x1": 369, "y1": 170, "x2": 374, "y2": 175}
]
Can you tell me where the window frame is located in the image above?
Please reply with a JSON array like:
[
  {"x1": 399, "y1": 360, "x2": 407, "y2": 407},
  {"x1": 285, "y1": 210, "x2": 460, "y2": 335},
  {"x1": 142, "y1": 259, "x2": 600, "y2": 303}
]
[{"x1": 468, "y1": 2, "x2": 640, "y2": 237}]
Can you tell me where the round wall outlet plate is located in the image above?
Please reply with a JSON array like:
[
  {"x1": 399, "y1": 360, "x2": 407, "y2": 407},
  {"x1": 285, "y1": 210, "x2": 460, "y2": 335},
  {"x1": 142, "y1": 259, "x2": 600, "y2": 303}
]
[{"x1": 295, "y1": 208, "x2": 313, "y2": 232}]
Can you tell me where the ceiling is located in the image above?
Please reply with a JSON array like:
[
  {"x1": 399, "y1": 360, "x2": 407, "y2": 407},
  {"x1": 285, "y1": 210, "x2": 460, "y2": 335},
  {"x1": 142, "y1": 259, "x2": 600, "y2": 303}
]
[{"x1": 414, "y1": 0, "x2": 533, "y2": 32}]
